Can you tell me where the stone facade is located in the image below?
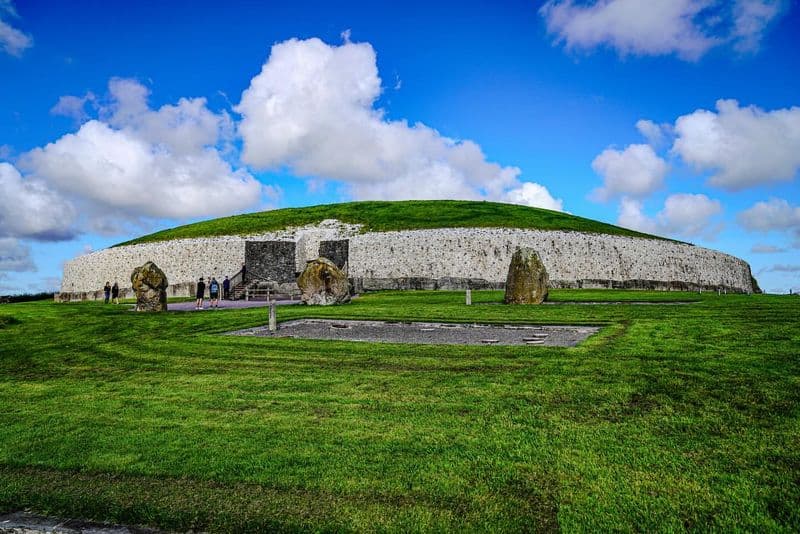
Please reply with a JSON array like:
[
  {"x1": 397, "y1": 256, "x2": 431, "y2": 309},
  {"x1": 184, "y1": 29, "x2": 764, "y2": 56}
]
[
  {"x1": 319, "y1": 240, "x2": 350, "y2": 271},
  {"x1": 245, "y1": 241, "x2": 297, "y2": 283},
  {"x1": 59, "y1": 221, "x2": 756, "y2": 298}
]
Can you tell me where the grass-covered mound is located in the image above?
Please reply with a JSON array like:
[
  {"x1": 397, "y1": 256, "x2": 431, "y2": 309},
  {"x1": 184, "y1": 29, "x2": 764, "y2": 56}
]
[
  {"x1": 0, "y1": 290, "x2": 798, "y2": 531},
  {"x1": 117, "y1": 200, "x2": 667, "y2": 246}
]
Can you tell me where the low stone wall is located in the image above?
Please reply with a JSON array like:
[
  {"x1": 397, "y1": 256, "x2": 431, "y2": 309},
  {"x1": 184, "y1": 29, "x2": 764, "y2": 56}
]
[{"x1": 59, "y1": 222, "x2": 755, "y2": 297}]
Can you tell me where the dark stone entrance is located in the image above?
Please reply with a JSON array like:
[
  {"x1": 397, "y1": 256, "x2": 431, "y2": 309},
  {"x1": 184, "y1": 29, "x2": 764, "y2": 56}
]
[
  {"x1": 245, "y1": 241, "x2": 297, "y2": 283},
  {"x1": 318, "y1": 239, "x2": 349, "y2": 270}
]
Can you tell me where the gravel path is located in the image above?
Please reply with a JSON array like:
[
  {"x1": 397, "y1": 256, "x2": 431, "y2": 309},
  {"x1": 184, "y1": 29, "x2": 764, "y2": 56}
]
[
  {"x1": 167, "y1": 299, "x2": 300, "y2": 311},
  {"x1": 0, "y1": 511, "x2": 159, "y2": 533},
  {"x1": 227, "y1": 319, "x2": 600, "y2": 347}
]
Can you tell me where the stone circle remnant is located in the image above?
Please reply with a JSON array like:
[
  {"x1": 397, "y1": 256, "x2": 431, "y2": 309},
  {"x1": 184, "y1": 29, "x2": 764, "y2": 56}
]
[
  {"x1": 297, "y1": 257, "x2": 350, "y2": 306},
  {"x1": 504, "y1": 247, "x2": 549, "y2": 304},
  {"x1": 131, "y1": 261, "x2": 168, "y2": 312}
]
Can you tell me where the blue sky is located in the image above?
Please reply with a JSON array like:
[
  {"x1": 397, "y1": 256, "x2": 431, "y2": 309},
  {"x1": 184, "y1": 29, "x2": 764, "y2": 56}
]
[{"x1": 1, "y1": 0, "x2": 799, "y2": 294}]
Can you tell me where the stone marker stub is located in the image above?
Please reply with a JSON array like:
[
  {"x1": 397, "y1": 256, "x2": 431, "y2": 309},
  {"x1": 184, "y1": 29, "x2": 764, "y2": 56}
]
[
  {"x1": 504, "y1": 247, "x2": 549, "y2": 304},
  {"x1": 131, "y1": 261, "x2": 168, "y2": 312}
]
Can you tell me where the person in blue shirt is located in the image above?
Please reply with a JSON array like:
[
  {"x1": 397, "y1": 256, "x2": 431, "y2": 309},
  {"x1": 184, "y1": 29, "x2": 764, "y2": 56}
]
[{"x1": 209, "y1": 277, "x2": 220, "y2": 309}]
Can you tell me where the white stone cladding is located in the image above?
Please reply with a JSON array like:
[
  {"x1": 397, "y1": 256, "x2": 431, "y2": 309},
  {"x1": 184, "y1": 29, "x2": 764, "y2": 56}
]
[
  {"x1": 348, "y1": 228, "x2": 753, "y2": 291},
  {"x1": 61, "y1": 222, "x2": 754, "y2": 294}
]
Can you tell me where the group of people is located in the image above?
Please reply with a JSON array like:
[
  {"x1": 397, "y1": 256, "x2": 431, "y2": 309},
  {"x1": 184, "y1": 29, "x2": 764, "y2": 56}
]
[
  {"x1": 102, "y1": 263, "x2": 245, "y2": 310},
  {"x1": 103, "y1": 281, "x2": 119, "y2": 304},
  {"x1": 194, "y1": 275, "x2": 231, "y2": 310}
]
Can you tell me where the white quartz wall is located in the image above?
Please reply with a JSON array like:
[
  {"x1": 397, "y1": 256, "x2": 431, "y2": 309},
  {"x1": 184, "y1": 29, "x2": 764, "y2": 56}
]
[
  {"x1": 349, "y1": 228, "x2": 753, "y2": 290},
  {"x1": 61, "y1": 224, "x2": 753, "y2": 293}
]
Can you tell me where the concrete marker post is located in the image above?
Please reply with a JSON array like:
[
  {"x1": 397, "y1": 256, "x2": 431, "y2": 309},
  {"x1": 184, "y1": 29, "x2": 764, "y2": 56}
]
[
  {"x1": 269, "y1": 301, "x2": 277, "y2": 332},
  {"x1": 466, "y1": 288, "x2": 472, "y2": 306}
]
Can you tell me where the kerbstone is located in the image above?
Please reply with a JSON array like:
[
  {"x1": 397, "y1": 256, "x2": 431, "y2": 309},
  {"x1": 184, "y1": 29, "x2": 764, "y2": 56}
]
[
  {"x1": 131, "y1": 261, "x2": 168, "y2": 312},
  {"x1": 504, "y1": 247, "x2": 549, "y2": 304}
]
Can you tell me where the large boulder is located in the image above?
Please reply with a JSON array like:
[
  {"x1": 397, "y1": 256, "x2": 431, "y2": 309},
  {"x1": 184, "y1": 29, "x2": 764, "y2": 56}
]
[
  {"x1": 297, "y1": 257, "x2": 350, "y2": 306},
  {"x1": 504, "y1": 247, "x2": 549, "y2": 304},
  {"x1": 131, "y1": 261, "x2": 168, "y2": 312}
]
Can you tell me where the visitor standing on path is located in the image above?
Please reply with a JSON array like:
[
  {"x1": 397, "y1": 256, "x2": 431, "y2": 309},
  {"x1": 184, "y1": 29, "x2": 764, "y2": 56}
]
[
  {"x1": 223, "y1": 276, "x2": 230, "y2": 300},
  {"x1": 103, "y1": 282, "x2": 111, "y2": 304},
  {"x1": 209, "y1": 277, "x2": 220, "y2": 309},
  {"x1": 111, "y1": 282, "x2": 119, "y2": 304},
  {"x1": 195, "y1": 277, "x2": 206, "y2": 310}
]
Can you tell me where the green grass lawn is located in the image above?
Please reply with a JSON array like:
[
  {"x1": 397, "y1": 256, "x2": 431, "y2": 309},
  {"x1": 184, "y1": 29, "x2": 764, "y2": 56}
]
[
  {"x1": 0, "y1": 290, "x2": 798, "y2": 532},
  {"x1": 117, "y1": 200, "x2": 669, "y2": 246}
]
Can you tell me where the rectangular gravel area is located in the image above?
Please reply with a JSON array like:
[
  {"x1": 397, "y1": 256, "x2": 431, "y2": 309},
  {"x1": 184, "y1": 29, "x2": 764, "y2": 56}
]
[{"x1": 227, "y1": 319, "x2": 600, "y2": 347}]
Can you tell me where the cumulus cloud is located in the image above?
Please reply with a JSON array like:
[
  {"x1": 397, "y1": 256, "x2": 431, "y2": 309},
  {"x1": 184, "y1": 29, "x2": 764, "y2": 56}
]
[
  {"x1": 635, "y1": 119, "x2": 671, "y2": 148},
  {"x1": 504, "y1": 182, "x2": 564, "y2": 211},
  {"x1": 731, "y1": 0, "x2": 785, "y2": 53},
  {"x1": 591, "y1": 144, "x2": 668, "y2": 201},
  {"x1": 236, "y1": 38, "x2": 561, "y2": 209},
  {"x1": 738, "y1": 198, "x2": 800, "y2": 248},
  {"x1": 617, "y1": 193, "x2": 722, "y2": 239},
  {"x1": 21, "y1": 79, "x2": 264, "y2": 228},
  {"x1": 539, "y1": 0, "x2": 785, "y2": 60},
  {"x1": 0, "y1": 162, "x2": 77, "y2": 240},
  {"x1": 672, "y1": 99, "x2": 800, "y2": 190},
  {"x1": 0, "y1": 0, "x2": 32, "y2": 57},
  {"x1": 0, "y1": 237, "x2": 35, "y2": 272},
  {"x1": 51, "y1": 92, "x2": 97, "y2": 123},
  {"x1": 737, "y1": 198, "x2": 800, "y2": 231}
]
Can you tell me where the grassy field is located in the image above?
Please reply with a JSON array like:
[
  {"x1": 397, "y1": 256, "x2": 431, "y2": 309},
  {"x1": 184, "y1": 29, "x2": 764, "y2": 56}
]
[
  {"x1": 117, "y1": 200, "x2": 668, "y2": 246},
  {"x1": 0, "y1": 290, "x2": 798, "y2": 532}
]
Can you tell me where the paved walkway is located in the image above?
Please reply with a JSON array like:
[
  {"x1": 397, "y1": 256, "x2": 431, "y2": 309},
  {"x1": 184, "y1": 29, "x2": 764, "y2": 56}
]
[{"x1": 168, "y1": 299, "x2": 300, "y2": 311}]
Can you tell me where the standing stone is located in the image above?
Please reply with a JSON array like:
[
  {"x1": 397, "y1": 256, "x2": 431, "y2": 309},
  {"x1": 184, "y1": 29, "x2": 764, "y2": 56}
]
[
  {"x1": 131, "y1": 261, "x2": 168, "y2": 312},
  {"x1": 297, "y1": 257, "x2": 350, "y2": 306},
  {"x1": 504, "y1": 247, "x2": 549, "y2": 304}
]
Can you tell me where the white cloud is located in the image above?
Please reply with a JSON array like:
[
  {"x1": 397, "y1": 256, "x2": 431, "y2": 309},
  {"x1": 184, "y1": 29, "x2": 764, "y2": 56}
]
[
  {"x1": 539, "y1": 0, "x2": 719, "y2": 60},
  {"x1": 236, "y1": 38, "x2": 559, "y2": 208},
  {"x1": 0, "y1": 0, "x2": 32, "y2": 57},
  {"x1": 51, "y1": 92, "x2": 96, "y2": 123},
  {"x1": 504, "y1": 182, "x2": 564, "y2": 211},
  {"x1": 22, "y1": 79, "x2": 264, "y2": 226},
  {"x1": 737, "y1": 198, "x2": 800, "y2": 232},
  {"x1": 672, "y1": 99, "x2": 800, "y2": 190},
  {"x1": 758, "y1": 264, "x2": 800, "y2": 274},
  {"x1": 738, "y1": 198, "x2": 800, "y2": 248},
  {"x1": 0, "y1": 162, "x2": 77, "y2": 240},
  {"x1": 617, "y1": 197, "x2": 658, "y2": 234},
  {"x1": 751, "y1": 243, "x2": 786, "y2": 254},
  {"x1": 539, "y1": 0, "x2": 785, "y2": 61},
  {"x1": 617, "y1": 193, "x2": 722, "y2": 239},
  {"x1": 731, "y1": 0, "x2": 785, "y2": 53},
  {"x1": 591, "y1": 144, "x2": 668, "y2": 201},
  {"x1": 0, "y1": 237, "x2": 35, "y2": 272},
  {"x1": 635, "y1": 119, "x2": 671, "y2": 148}
]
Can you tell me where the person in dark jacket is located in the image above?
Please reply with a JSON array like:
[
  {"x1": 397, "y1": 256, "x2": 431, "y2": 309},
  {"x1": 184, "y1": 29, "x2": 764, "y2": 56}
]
[
  {"x1": 111, "y1": 281, "x2": 120, "y2": 304},
  {"x1": 103, "y1": 282, "x2": 111, "y2": 304},
  {"x1": 195, "y1": 277, "x2": 206, "y2": 310},
  {"x1": 241, "y1": 263, "x2": 247, "y2": 283},
  {"x1": 222, "y1": 276, "x2": 230, "y2": 300}
]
